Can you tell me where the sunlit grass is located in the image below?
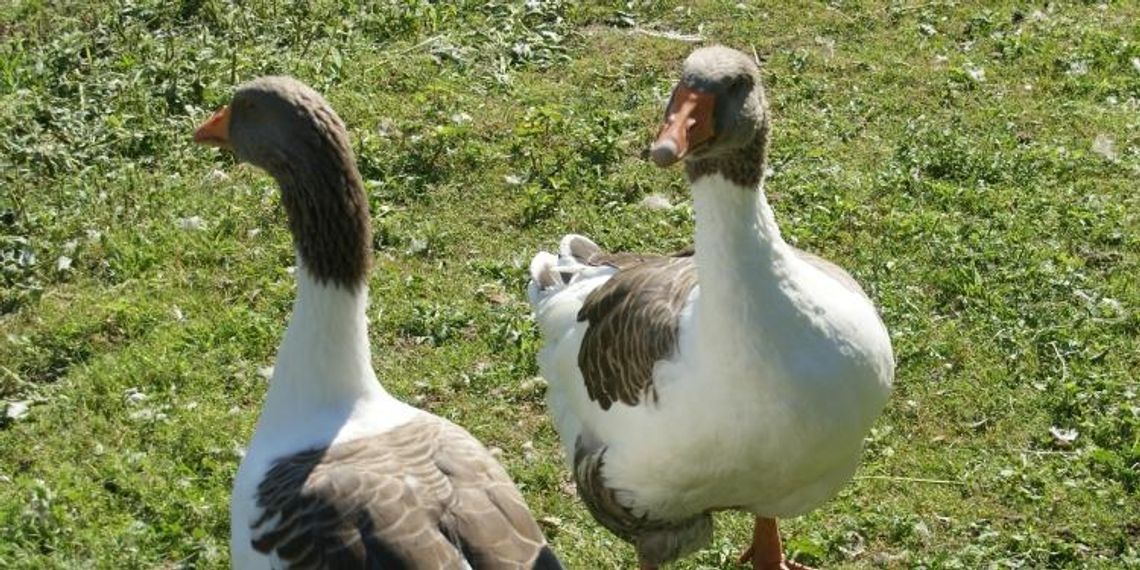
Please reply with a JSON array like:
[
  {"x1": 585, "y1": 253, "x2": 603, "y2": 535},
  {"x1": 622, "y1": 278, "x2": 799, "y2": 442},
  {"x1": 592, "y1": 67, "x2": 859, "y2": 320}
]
[{"x1": 1, "y1": 1, "x2": 1137, "y2": 568}]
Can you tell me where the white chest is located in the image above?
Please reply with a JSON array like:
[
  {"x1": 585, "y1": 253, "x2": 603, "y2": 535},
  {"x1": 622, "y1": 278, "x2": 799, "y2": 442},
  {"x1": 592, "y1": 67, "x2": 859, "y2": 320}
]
[{"x1": 598, "y1": 277, "x2": 893, "y2": 518}]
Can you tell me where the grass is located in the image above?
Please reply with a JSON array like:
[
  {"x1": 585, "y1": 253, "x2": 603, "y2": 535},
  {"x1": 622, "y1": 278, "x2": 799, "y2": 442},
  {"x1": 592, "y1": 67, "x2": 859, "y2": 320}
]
[{"x1": 1, "y1": 0, "x2": 1137, "y2": 568}]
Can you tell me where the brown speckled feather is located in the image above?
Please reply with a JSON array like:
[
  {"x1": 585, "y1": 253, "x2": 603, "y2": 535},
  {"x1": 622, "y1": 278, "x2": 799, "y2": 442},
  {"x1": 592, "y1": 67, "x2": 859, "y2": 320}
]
[
  {"x1": 572, "y1": 434, "x2": 712, "y2": 566},
  {"x1": 576, "y1": 250, "x2": 698, "y2": 410},
  {"x1": 573, "y1": 243, "x2": 864, "y2": 411},
  {"x1": 571, "y1": 436, "x2": 644, "y2": 542},
  {"x1": 251, "y1": 415, "x2": 553, "y2": 569}
]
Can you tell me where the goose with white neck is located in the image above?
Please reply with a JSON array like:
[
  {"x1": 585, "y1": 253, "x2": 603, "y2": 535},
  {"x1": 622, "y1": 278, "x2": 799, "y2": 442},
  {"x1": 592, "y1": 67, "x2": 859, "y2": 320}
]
[
  {"x1": 194, "y1": 76, "x2": 562, "y2": 569},
  {"x1": 527, "y1": 46, "x2": 894, "y2": 569}
]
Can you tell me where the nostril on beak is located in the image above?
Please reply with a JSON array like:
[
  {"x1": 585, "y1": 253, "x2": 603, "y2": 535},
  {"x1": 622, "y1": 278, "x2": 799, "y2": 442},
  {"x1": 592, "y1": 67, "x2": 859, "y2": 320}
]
[{"x1": 649, "y1": 138, "x2": 682, "y2": 167}]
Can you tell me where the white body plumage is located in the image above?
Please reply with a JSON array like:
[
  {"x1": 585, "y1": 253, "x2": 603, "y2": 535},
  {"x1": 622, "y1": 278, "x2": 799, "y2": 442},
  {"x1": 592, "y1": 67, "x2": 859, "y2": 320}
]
[
  {"x1": 230, "y1": 266, "x2": 418, "y2": 569},
  {"x1": 529, "y1": 175, "x2": 893, "y2": 524}
]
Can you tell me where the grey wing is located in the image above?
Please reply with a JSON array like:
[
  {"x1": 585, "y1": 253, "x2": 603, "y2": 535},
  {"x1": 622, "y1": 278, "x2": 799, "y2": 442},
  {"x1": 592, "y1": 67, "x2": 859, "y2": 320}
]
[
  {"x1": 251, "y1": 420, "x2": 464, "y2": 569},
  {"x1": 570, "y1": 433, "x2": 643, "y2": 542},
  {"x1": 432, "y1": 421, "x2": 556, "y2": 568},
  {"x1": 571, "y1": 433, "x2": 712, "y2": 566},
  {"x1": 251, "y1": 417, "x2": 558, "y2": 569},
  {"x1": 576, "y1": 251, "x2": 698, "y2": 410}
]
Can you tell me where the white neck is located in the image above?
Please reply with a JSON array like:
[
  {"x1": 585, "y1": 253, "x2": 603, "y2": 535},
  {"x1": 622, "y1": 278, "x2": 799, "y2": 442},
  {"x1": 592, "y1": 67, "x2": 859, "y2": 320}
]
[
  {"x1": 259, "y1": 259, "x2": 388, "y2": 425},
  {"x1": 690, "y1": 175, "x2": 802, "y2": 345}
]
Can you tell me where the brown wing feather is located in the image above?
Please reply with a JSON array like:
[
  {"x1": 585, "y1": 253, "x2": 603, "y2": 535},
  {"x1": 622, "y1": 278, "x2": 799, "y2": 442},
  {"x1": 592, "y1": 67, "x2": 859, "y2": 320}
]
[
  {"x1": 251, "y1": 415, "x2": 552, "y2": 569},
  {"x1": 572, "y1": 242, "x2": 864, "y2": 411},
  {"x1": 576, "y1": 250, "x2": 697, "y2": 410},
  {"x1": 571, "y1": 434, "x2": 712, "y2": 566}
]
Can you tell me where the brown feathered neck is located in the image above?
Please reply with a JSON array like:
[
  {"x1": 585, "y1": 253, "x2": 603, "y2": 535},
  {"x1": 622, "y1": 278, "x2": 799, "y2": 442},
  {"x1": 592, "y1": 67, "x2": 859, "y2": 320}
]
[
  {"x1": 271, "y1": 119, "x2": 371, "y2": 291},
  {"x1": 685, "y1": 119, "x2": 769, "y2": 190}
]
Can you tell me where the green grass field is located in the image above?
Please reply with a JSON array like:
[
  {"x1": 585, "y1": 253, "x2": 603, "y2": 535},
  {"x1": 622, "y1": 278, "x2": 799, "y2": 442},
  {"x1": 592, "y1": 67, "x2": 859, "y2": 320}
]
[{"x1": 2, "y1": 1, "x2": 1137, "y2": 568}]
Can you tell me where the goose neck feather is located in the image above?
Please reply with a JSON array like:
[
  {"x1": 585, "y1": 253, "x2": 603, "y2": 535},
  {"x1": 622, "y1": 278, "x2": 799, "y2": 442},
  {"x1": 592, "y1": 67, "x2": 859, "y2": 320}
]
[
  {"x1": 258, "y1": 264, "x2": 388, "y2": 433},
  {"x1": 690, "y1": 175, "x2": 799, "y2": 337},
  {"x1": 274, "y1": 154, "x2": 371, "y2": 291}
]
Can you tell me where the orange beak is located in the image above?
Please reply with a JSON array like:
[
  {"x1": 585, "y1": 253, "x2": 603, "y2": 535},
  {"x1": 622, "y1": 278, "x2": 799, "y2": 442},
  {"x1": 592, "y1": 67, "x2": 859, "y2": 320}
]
[
  {"x1": 649, "y1": 85, "x2": 716, "y2": 167},
  {"x1": 193, "y1": 106, "x2": 232, "y2": 148}
]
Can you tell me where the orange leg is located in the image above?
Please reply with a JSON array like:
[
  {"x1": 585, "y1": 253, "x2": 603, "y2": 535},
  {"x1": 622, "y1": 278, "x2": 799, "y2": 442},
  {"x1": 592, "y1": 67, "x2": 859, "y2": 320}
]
[{"x1": 737, "y1": 517, "x2": 816, "y2": 570}]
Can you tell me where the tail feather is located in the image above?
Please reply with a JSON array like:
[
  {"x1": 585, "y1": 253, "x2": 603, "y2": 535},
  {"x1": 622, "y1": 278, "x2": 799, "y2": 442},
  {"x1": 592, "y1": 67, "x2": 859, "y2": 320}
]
[
  {"x1": 527, "y1": 251, "x2": 561, "y2": 307},
  {"x1": 529, "y1": 251, "x2": 561, "y2": 290},
  {"x1": 528, "y1": 234, "x2": 606, "y2": 306},
  {"x1": 559, "y1": 234, "x2": 600, "y2": 263}
]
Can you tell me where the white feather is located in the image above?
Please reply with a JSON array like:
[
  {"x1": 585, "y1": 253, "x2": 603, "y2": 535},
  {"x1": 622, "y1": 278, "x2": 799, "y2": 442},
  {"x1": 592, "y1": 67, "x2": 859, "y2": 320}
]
[
  {"x1": 231, "y1": 261, "x2": 418, "y2": 569},
  {"x1": 527, "y1": 174, "x2": 893, "y2": 524}
]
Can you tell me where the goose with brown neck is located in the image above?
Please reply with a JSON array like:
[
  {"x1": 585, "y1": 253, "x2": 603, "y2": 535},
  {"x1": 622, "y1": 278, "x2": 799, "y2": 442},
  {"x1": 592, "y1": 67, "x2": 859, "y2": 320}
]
[
  {"x1": 195, "y1": 76, "x2": 562, "y2": 570},
  {"x1": 528, "y1": 46, "x2": 894, "y2": 570}
]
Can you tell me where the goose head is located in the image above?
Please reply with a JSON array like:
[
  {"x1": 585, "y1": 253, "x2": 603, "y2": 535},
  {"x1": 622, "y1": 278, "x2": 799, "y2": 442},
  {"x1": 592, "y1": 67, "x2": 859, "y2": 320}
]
[
  {"x1": 649, "y1": 46, "x2": 769, "y2": 187},
  {"x1": 193, "y1": 76, "x2": 371, "y2": 289}
]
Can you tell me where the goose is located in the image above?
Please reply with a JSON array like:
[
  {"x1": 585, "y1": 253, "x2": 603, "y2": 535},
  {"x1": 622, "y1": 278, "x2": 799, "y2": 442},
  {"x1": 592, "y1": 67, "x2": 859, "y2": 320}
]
[
  {"x1": 526, "y1": 46, "x2": 894, "y2": 570},
  {"x1": 193, "y1": 76, "x2": 562, "y2": 569}
]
